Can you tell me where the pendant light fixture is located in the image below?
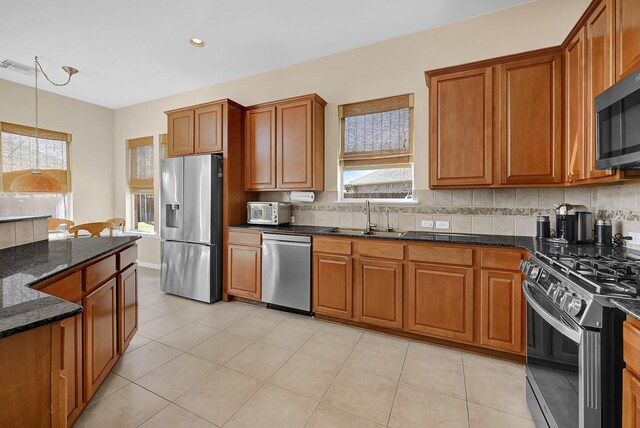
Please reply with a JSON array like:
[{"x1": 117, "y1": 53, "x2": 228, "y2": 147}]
[{"x1": 9, "y1": 56, "x2": 78, "y2": 193}]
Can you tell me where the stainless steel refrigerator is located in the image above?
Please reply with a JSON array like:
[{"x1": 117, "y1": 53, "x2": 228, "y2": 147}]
[{"x1": 160, "y1": 154, "x2": 223, "y2": 303}]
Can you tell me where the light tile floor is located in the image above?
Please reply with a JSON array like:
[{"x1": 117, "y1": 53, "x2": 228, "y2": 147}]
[{"x1": 76, "y1": 267, "x2": 538, "y2": 428}]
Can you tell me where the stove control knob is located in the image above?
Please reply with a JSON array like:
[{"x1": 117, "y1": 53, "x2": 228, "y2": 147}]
[
  {"x1": 546, "y1": 283, "x2": 557, "y2": 297},
  {"x1": 553, "y1": 286, "x2": 567, "y2": 304},
  {"x1": 529, "y1": 265, "x2": 540, "y2": 279},
  {"x1": 567, "y1": 296, "x2": 584, "y2": 317},
  {"x1": 520, "y1": 260, "x2": 529, "y2": 273}
]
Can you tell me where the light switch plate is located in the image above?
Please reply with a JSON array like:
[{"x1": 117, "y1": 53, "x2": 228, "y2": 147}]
[
  {"x1": 436, "y1": 220, "x2": 450, "y2": 229},
  {"x1": 421, "y1": 220, "x2": 434, "y2": 228}
]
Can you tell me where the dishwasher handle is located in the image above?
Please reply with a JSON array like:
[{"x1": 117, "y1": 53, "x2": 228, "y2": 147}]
[{"x1": 262, "y1": 240, "x2": 311, "y2": 257}]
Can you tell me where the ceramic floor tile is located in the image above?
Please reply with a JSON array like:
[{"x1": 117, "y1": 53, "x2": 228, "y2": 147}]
[
  {"x1": 88, "y1": 373, "x2": 130, "y2": 405},
  {"x1": 124, "y1": 333, "x2": 152, "y2": 354},
  {"x1": 224, "y1": 384, "x2": 317, "y2": 428},
  {"x1": 407, "y1": 340, "x2": 463, "y2": 364},
  {"x1": 147, "y1": 296, "x2": 196, "y2": 314},
  {"x1": 156, "y1": 322, "x2": 218, "y2": 351},
  {"x1": 322, "y1": 368, "x2": 397, "y2": 425},
  {"x1": 135, "y1": 353, "x2": 219, "y2": 401},
  {"x1": 465, "y1": 365, "x2": 531, "y2": 419},
  {"x1": 225, "y1": 341, "x2": 293, "y2": 381},
  {"x1": 174, "y1": 367, "x2": 262, "y2": 427},
  {"x1": 344, "y1": 338, "x2": 407, "y2": 381},
  {"x1": 137, "y1": 315, "x2": 191, "y2": 340},
  {"x1": 318, "y1": 321, "x2": 364, "y2": 341},
  {"x1": 462, "y1": 352, "x2": 525, "y2": 378},
  {"x1": 112, "y1": 341, "x2": 182, "y2": 381},
  {"x1": 298, "y1": 330, "x2": 359, "y2": 365},
  {"x1": 198, "y1": 306, "x2": 249, "y2": 329},
  {"x1": 360, "y1": 331, "x2": 409, "y2": 350},
  {"x1": 269, "y1": 353, "x2": 340, "y2": 401},
  {"x1": 225, "y1": 314, "x2": 281, "y2": 339},
  {"x1": 188, "y1": 331, "x2": 254, "y2": 364},
  {"x1": 138, "y1": 291, "x2": 166, "y2": 307},
  {"x1": 388, "y1": 383, "x2": 469, "y2": 428},
  {"x1": 468, "y1": 403, "x2": 536, "y2": 428},
  {"x1": 253, "y1": 307, "x2": 292, "y2": 322},
  {"x1": 284, "y1": 314, "x2": 323, "y2": 332},
  {"x1": 138, "y1": 307, "x2": 166, "y2": 325},
  {"x1": 305, "y1": 405, "x2": 384, "y2": 428},
  {"x1": 75, "y1": 383, "x2": 169, "y2": 428},
  {"x1": 259, "y1": 320, "x2": 316, "y2": 351},
  {"x1": 172, "y1": 303, "x2": 223, "y2": 321},
  {"x1": 139, "y1": 403, "x2": 217, "y2": 428},
  {"x1": 400, "y1": 351, "x2": 466, "y2": 399},
  {"x1": 224, "y1": 301, "x2": 262, "y2": 316}
]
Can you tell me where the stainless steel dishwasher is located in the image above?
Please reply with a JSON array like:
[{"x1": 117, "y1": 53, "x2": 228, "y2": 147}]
[{"x1": 262, "y1": 233, "x2": 311, "y2": 313}]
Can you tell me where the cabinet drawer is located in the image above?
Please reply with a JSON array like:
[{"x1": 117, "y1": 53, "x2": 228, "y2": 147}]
[
  {"x1": 624, "y1": 321, "x2": 640, "y2": 375},
  {"x1": 117, "y1": 245, "x2": 137, "y2": 271},
  {"x1": 314, "y1": 238, "x2": 352, "y2": 255},
  {"x1": 84, "y1": 255, "x2": 116, "y2": 293},
  {"x1": 408, "y1": 245, "x2": 473, "y2": 266},
  {"x1": 480, "y1": 249, "x2": 522, "y2": 271},
  {"x1": 358, "y1": 241, "x2": 404, "y2": 261},
  {"x1": 228, "y1": 230, "x2": 262, "y2": 246},
  {"x1": 41, "y1": 271, "x2": 83, "y2": 302}
]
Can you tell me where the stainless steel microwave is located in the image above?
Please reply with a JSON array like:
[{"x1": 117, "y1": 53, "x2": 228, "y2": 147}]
[
  {"x1": 247, "y1": 202, "x2": 291, "y2": 225},
  {"x1": 595, "y1": 66, "x2": 640, "y2": 169}
]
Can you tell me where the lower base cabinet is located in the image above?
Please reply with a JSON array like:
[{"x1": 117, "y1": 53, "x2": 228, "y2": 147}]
[
  {"x1": 405, "y1": 262, "x2": 474, "y2": 342},
  {"x1": 313, "y1": 254, "x2": 353, "y2": 319},
  {"x1": 356, "y1": 258, "x2": 403, "y2": 329},
  {"x1": 59, "y1": 313, "x2": 83, "y2": 426},
  {"x1": 227, "y1": 244, "x2": 262, "y2": 299},
  {"x1": 119, "y1": 264, "x2": 138, "y2": 353},
  {"x1": 624, "y1": 369, "x2": 640, "y2": 428},
  {"x1": 480, "y1": 269, "x2": 523, "y2": 353}
]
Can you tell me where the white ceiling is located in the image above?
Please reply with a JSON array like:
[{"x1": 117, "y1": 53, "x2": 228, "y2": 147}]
[{"x1": 0, "y1": 0, "x2": 532, "y2": 109}]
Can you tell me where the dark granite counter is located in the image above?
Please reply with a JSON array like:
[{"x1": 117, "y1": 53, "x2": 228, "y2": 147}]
[
  {"x1": 0, "y1": 215, "x2": 51, "y2": 223},
  {"x1": 0, "y1": 236, "x2": 139, "y2": 338},
  {"x1": 610, "y1": 299, "x2": 640, "y2": 321}
]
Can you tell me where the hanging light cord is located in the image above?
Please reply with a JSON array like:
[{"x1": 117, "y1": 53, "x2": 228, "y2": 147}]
[{"x1": 34, "y1": 57, "x2": 74, "y2": 87}]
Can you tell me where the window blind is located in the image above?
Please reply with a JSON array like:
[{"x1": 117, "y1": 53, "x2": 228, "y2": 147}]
[
  {"x1": 0, "y1": 121, "x2": 71, "y2": 193},
  {"x1": 128, "y1": 136, "x2": 154, "y2": 192},
  {"x1": 339, "y1": 94, "x2": 414, "y2": 167}
]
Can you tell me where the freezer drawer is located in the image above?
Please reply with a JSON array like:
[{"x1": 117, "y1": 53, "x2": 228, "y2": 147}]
[{"x1": 161, "y1": 240, "x2": 221, "y2": 303}]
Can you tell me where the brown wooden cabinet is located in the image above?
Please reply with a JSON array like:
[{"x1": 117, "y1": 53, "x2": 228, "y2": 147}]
[
  {"x1": 227, "y1": 231, "x2": 262, "y2": 300},
  {"x1": 167, "y1": 109, "x2": 195, "y2": 157},
  {"x1": 58, "y1": 313, "x2": 83, "y2": 426},
  {"x1": 313, "y1": 253, "x2": 353, "y2": 319},
  {"x1": 615, "y1": 0, "x2": 640, "y2": 81},
  {"x1": 195, "y1": 103, "x2": 223, "y2": 153},
  {"x1": 566, "y1": 27, "x2": 587, "y2": 183},
  {"x1": 245, "y1": 94, "x2": 325, "y2": 191},
  {"x1": 356, "y1": 258, "x2": 403, "y2": 329},
  {"x1": 405, "y1": 262, "x2": 474, "y2": 342},
  {"x1": 498, "y1": 52, "x2": 563, "y2": 185},
  {"x1": 166, "y1": 100, "x2": 231, "y2": 157},
  {"x1": 83, "y1": 277, "x2": 118, "y2": 401},
  {"x1": 118, "y1": 263, "x2": 138, "y2": 353},
  {"x1": 428, "y1": 67, "x2": 493, "y2": 187},
  {"x1": 623, "y1": 369, "x2": 640, "y2": 428},
  {"x1": 480, "y1": 269, "x2": 523, "y2": 353}
]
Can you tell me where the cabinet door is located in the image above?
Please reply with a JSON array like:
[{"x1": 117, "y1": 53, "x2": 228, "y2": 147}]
[
  {"x1": 429, "y1": 67, "x2": 493, "y2": 187},
  {"x1": 83, "y1": 278, "x2": 118, "y2": 401},
  {"x1": 118, "y1": 264, "x2": 138, "y2": 353},
  {"x1": 616, "y1": 0, "x2": 640, "y2": 81},
  {"x1": 356, "y1": 258, "x2": 403, "y2": 329},
  {"x1": 313, "y1": 254, "x2": 353, "y2": 319},
  {"x1": 277, "y1": 99, "x2": 314, "y2": 189},
  {"x1": 480, "y1": 270, "x2": 523, "y2": 353},
  {"x1": 623, "y1": 369, "x2": 640, "y2": 428},
  {"x1": 195, "y1": 103, "x2": 223, "y2": 153},
  {"x1": 499, "y1": 53, "x2": 563, "y2": 184},
  {"x1": 405, "y1": 262, "x2": 474, "y2": 342},
  {"x1": 227, "y1": 244, "x2": 261, "y2": 299},
  {"x1": 246, "y1": 107, "x2": 277, "y2": 190},
  {"x1": 587, "y1": 0, "x2": 616, "y2": 179},
  {"x1": 59, "y1": 313, "x2": 83, "y2": 426},
  {"x1": 168, "y1": 109, "x2": 195, "y2": 157},
  {"x1": 566, "y1": 27, "x2": 587, "y2": 183}
]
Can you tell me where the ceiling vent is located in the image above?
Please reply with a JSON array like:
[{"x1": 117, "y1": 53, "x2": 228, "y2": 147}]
[{"x1": 0, "y1": 58, "x2": 35, "y2": 75}]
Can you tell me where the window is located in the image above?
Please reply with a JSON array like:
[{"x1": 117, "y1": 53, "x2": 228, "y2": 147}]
[
  {"x1": 159, "y1": 133, "x2": 168, "y2": 159},
  {"x1": 128, "y1": 136, "x2": 155, "y2": 232},
  {"x1": 0, "y1": 121, "x2": 71, "y2": 217},
  {"x1": 339, "y1": 94, "x2": 414, "y2": 201}
]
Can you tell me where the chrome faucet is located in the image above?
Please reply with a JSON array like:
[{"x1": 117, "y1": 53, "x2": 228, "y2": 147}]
[
  {"x1": 364, "y1": 200, "x2": 377, "y2": 233},
  {"x1": 385, "y1": 208, "x2": 395, "y2": 232}
]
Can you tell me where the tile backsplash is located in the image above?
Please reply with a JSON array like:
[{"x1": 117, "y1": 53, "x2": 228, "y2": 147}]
[{"x1": 259, "y1": 183, "x2": 640, "y2": 237}]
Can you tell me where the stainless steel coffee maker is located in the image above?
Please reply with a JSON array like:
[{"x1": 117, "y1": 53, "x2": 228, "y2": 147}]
[{"x1": 552, "y1": 203, "x2": 593, "y2": 244}]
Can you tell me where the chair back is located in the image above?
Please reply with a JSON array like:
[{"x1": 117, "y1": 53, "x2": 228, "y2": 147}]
[
  {"x1": 68, "y1": 222, "x2": 113, "y2": 238},
  {"x1": 48, "y1": 218, "x2": 75, "y2": 232},
  {"x1": 106, "y1": 217, "x2": 126, "y2": 231}
]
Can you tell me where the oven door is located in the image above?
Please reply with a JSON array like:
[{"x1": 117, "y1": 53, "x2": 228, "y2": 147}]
[{"x1": 523, "y1": 281, "x2": 601, "y2": 428}]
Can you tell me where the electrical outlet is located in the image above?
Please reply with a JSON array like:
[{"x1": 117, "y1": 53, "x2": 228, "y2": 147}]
[
  {"x1": 628, "y1": 232, "x2": 640, "y2": 246},
  {"x1": 421, "y1": 220, "x2": 434, "y2": 228},
  {"x1": 436, "y1": 220, "x2": 450, "y2": 230},
  {"x1": 290, "y1": 216, "x2": 295, "y2": 224}
]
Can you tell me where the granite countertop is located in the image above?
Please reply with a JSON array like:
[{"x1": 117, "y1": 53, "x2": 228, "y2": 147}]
[
  {"x1": 0, "y1": 215, "x2": 51, "y2": 223},
  {"x1": 0, "y1": 236, "x2": 139, "y2": 338},
  {"x1": 610, "y1": 299, "x2": 640, "y2": 321}
]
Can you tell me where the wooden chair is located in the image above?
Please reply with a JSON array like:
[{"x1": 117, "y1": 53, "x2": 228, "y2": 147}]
[
  {"x1": 68, "y1": 222, "x2": 113, "y2": 238},
  {"x1": 48, "y1": 218, "x2": 75, "y2": 232},
  {"x1": 106, "y1": 217, "x2": 126, "y2": 231}
]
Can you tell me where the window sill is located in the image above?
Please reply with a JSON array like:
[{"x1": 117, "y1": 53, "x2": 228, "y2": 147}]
[
  {"x1": 333, "y1": 199, "x2": 419, "y2": 206},
  {"x1": 125, "y1": 231, "x2": 160, "y2": 239}
]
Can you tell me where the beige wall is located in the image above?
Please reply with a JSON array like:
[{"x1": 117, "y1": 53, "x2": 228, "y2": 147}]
[
  {"x1": 113, "y1": 0, "x2": 591, "y2": 265},
  {"x1": 0, "y1": 79, "x2": 115, "y2": 222}
]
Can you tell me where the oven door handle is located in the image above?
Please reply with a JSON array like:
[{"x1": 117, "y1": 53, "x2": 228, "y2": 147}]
[{"x1": 522, "y1": 281, "x2": 582, "y2": 344}]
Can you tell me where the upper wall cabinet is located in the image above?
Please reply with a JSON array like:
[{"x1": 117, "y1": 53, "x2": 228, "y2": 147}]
[
  {"x1": 615, "y1": 0, "x2": 640, "y2": 81},
  {"x1": 166, "y1": 100, "x2": 230, "y2": 157},
  {"x1": 245, "y1": 94, "x2": 325, "y2": 191}
]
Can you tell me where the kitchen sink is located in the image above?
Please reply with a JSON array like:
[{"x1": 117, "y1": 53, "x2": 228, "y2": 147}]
[{"x1": 325, "y1": 227, "x2": 407, "y2": 238}]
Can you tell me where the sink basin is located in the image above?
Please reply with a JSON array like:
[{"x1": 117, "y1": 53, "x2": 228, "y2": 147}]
[{"x1": 325, "y1": 228, "x2": 407, "y2": 238}]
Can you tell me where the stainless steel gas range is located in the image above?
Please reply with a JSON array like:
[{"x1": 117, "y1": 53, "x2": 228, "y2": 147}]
[{"x1": 521, "y1": 251, "x2": 640, "y2": 428}]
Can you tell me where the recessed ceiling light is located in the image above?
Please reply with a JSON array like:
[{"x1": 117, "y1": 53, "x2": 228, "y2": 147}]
[{"x1": 189, "y1": 38, "x2": 205, "y2": 47}]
